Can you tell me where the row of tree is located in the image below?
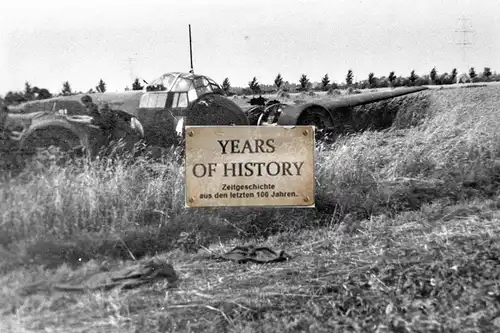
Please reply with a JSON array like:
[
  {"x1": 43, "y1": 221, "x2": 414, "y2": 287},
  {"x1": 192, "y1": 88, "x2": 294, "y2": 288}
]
[
  {"x1": 1, "y1": 79, "x2": 110, "y2": 105},
  {"x1": 2, "y1": 66, "x2": 499, "y2": 105},
  {"x1": 223, "y1": 66, "x2": 500, "y2": 95},
  {"x1": 1, "y1": 76, "x2": 153, "y2": 106}
]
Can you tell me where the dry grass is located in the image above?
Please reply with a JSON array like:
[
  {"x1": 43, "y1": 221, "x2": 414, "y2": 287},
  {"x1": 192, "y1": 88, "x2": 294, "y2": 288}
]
[
  {"x1": 1, "y1": 199, "x2": 499, "y2": 332},
  {"x1": 1, "y1": 85, "x2": 500, "y2": 332}
]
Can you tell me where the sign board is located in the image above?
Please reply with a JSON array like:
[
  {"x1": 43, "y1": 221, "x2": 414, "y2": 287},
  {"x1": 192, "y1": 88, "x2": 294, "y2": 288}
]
[{"x1": 184, "y1": 125, "x2": 315, "y2": 208}]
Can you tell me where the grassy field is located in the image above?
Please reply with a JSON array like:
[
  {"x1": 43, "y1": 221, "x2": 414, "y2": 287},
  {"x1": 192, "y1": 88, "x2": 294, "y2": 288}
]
[{"x1": 1, "y1": 85, "x2": 500, "y2": 332}]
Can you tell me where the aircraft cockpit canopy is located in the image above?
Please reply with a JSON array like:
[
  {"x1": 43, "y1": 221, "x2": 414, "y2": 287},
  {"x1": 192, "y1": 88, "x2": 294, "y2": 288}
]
[{"x1": 141, "y1": 72, "x2": 224, "y2": 109}]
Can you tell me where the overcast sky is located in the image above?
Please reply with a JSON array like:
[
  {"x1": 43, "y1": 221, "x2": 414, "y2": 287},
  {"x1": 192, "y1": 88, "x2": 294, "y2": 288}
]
[{"x1": 1, "y1": 0, "x2": 498, "y2": 95}]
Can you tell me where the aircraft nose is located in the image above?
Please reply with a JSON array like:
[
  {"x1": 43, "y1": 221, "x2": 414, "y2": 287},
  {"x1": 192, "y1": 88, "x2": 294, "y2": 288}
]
[{"x1": 186, "y1": 94, "x2": 249, "y2": 127}]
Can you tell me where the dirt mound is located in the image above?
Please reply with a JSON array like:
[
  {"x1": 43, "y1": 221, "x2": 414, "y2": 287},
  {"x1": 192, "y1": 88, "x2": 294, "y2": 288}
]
[{"x1": 344, "y1": 91, "x2": 432, "y2": 133}]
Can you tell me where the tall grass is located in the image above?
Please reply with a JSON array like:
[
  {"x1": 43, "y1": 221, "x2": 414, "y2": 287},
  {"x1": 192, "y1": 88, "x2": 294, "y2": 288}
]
[
  {"x1": 0, "y1": 142, "x2": 318, "y2": 269},
  {"x1": 318, "y1": 87, "x2": 500, "y2": 207},
  {"x1": 1, "y1": 86, "x2": 500, "y2": 270}
]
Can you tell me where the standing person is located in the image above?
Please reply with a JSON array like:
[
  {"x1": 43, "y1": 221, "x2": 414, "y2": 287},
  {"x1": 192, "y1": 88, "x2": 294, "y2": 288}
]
[
  {"x1": 80, "y1": 95, "x2": 143, "y2": 153},
  {"x1": 80, "y1": 95, "x2": 101, "y2": 120},
  {"x1": 80, "y1": 95, "x2": 116, "y2": 150},
  {"x1": 81, "y1": 95, "x2": 115, "y2": 133}
]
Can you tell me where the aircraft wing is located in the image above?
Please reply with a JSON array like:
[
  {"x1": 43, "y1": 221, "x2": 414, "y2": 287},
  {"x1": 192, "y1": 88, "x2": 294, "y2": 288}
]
[
  {"x1": 277, "y1": 86, "x2": 429, "y2": 126},
  {"x1": 7, "y1": 91, "x2": 144, "y2": 117}
]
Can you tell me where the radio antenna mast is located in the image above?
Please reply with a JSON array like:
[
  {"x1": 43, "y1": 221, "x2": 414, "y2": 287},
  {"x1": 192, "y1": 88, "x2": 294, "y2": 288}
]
[{"x1": 189, "y1": 24, "x2": 194, "y2": 73}]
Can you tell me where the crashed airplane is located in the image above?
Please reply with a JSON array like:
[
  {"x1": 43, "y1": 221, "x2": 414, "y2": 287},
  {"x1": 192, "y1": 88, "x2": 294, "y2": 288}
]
[{"x1": 5, "y1": 71, "x2": 428, "y2": 157}]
